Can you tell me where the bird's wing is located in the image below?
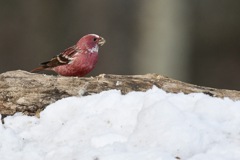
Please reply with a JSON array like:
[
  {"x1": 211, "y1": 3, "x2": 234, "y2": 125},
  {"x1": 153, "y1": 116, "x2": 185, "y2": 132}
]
[
  {"x1": 31, "y1": 45, "x2": 81, "y2": 73},
  {"x1": 41, "y1": 45, "x2": 81, "y2": 68}
]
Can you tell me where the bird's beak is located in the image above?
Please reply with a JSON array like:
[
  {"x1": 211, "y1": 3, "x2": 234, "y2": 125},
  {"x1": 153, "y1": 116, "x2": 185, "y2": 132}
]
[{"x1": 98, "y1": 37, "x2": 106, "y2": 46}]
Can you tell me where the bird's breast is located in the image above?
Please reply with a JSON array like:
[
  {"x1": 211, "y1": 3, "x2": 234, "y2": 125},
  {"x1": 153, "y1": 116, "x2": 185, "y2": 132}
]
[{"x1": 53, "y1": 52, "x2": 98, "y2": 77}]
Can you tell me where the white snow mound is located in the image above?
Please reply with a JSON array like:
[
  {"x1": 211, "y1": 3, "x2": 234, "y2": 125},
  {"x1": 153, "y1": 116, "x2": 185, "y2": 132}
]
[{"x1": 1, "y1": 86, "x2": 240, "y2": 160}]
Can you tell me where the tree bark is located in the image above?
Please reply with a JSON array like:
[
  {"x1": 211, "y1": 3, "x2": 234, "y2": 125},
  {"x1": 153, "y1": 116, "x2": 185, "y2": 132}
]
[{"x1": 0, "y1": 70, "x2": 240, "y2": 117}]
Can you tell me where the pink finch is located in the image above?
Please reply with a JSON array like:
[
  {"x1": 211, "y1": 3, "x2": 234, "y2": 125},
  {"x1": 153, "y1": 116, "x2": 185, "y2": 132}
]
[{"x1": 31, "y1": 34, "x2": 105, "y2": 77}]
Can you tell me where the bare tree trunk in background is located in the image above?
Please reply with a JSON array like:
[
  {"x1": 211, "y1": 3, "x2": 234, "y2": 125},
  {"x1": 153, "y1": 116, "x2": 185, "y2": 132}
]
[{"x1": 134, "y1": 0, "x2": 191, "y2": 82}]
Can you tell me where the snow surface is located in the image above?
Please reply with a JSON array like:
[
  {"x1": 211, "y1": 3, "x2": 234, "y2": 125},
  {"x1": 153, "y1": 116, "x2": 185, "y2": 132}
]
[{"x1": 1, "y1": 86, "x2": 240, "y2": 160}]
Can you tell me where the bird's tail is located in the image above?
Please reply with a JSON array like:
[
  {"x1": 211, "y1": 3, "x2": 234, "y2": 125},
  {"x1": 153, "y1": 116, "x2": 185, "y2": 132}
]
[{"x1": 31, "y1": 66, "x2": 47, "y2": 73}]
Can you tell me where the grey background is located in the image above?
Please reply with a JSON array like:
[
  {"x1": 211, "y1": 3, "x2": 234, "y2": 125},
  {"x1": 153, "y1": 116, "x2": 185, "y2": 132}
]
[{"x1": 1, "y1": 0, "x2": 240, "y2": 90}]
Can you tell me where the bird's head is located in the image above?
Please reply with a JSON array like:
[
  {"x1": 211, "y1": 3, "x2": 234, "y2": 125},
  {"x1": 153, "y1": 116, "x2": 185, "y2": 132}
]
[{"x1": 76, "y1": 34, "x2": 106, "y2": 53}]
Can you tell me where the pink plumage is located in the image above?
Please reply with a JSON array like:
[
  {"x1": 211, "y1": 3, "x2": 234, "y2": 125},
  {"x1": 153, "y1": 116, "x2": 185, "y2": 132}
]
[{"x1": 31, "y1": 34, "x2": 105, "y2": 77}]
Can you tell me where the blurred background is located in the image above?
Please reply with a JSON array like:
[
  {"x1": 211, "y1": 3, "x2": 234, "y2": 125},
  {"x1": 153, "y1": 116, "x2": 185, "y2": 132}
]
[{"x1": 0, "y1": 0, "x2": 240, "y2": 90}]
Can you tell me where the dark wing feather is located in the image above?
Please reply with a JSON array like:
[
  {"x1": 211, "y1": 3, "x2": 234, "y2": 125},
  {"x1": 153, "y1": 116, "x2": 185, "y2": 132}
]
[{"x1": 31, "y1": 45, "x2": 80, "y2": 72}]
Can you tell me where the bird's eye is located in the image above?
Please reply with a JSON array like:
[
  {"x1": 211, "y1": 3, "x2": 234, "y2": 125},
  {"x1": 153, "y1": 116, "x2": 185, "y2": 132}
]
[{"x1": 93, "y1": 38, "x2": 97, "y2": 41}]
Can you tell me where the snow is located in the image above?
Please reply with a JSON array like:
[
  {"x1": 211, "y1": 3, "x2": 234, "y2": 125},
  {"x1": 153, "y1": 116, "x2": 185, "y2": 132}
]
[{"x1": 1, "y1": 86, "x2": 240, "y2": 160}]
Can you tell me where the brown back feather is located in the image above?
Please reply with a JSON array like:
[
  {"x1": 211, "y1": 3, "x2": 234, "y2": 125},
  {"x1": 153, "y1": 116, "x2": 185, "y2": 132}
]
[{"x1": 31, "y1": 45, "x2": 79, "y2": 73}]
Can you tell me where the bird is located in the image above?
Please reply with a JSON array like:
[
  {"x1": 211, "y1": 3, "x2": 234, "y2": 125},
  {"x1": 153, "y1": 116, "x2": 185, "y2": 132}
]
[{"x1": 31, "y1": 34, "x2": 105, "y2": 77}]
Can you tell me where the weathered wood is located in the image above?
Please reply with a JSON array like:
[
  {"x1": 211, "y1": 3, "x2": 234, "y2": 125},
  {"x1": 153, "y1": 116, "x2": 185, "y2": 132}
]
[{"x1": 0, "y1": 70, "x2": 240, "y2": 117}]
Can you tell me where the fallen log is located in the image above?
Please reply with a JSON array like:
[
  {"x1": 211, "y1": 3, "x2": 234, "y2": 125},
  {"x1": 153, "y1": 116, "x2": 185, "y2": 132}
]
[{"x1": 0, "y1": 70, "x2": 239, "y2": 117}]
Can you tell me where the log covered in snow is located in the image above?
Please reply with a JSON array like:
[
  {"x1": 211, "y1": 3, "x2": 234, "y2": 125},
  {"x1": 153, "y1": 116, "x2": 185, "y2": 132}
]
[{"x1": 0, "y1": 70, "x2": 240, "y2": 117}]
